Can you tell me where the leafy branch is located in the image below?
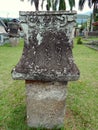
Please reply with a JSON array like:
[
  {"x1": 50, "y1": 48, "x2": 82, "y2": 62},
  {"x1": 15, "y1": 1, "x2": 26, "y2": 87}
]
[{"x1": 20, "y1": 0, "x2": 75, "y2": 11}]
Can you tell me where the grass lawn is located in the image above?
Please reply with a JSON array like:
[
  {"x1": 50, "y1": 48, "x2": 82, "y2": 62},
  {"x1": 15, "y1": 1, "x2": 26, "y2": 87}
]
[{"x1": 0, "y1": 37, "x2": 98, "y2": 130}]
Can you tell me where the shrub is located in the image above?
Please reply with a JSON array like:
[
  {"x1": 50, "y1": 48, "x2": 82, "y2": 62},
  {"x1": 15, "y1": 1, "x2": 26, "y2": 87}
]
[{"x1": 77, "y1": 37, "x2": 83, "y2": 44}]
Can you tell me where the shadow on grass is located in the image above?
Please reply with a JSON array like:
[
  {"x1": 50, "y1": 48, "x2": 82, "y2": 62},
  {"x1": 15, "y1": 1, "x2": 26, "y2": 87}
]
[{"x1": 5, "y1": 104, "x2": 65, "y2": 130}]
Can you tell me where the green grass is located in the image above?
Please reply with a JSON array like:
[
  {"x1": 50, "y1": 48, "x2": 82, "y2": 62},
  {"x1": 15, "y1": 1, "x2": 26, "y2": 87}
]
[
  {"x1": 0, "y1": 38, "x2": 98, "y2": 130},
  {"x1": 66, "y1": 37, "x2": 98, "y2": 130}
]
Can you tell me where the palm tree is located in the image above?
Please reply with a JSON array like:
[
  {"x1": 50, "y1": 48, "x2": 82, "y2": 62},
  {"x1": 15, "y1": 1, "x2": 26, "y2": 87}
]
[
  {"x1": 21, "y1": 0, "x2": 75, "y2": 11},
  {"x1": 79, "y1": 0, "x2": 98, "y2": 31},
  {"x1": 79, "y1": 0, "x2": 98, "y2": 21},
  {"x1": 42, "y1": 0, "x2": 66, "y2": 11}
]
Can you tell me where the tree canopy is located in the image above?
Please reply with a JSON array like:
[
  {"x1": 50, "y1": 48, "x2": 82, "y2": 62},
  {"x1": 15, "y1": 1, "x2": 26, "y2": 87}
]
[
  {"x1": 21, "y1": 0, "x2": 75, "y2": 11},
  {"x1": 79, "y1": 0, "x2": 98, "y2": 10}
]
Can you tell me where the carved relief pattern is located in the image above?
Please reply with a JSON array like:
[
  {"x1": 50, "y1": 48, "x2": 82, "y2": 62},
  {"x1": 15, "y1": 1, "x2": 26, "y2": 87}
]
[{"x1": 12, "y1": 11, "x2": 80, "y2": 81}]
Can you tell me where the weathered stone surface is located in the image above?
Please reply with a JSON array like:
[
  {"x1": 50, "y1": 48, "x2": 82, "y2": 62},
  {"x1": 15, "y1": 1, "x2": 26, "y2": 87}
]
[
  {"x1": 8, "y1": 22, "x2": 20, "y2": 37},
  {"x1": 9, "y1": 37, "x2": 19, "y2": 46},
  {"x1": 26, "y1": 81, "x2": 67, "y2": 128},
  {"x1": 11, "y1": 11, "x2": 80, "y2": 129},
  {"x1": 11, "y1": 11, "x2": 80, "y2": 81}
]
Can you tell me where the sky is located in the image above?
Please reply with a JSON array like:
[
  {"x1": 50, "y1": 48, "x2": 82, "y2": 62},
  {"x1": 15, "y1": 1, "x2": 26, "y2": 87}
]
[{"x1": 0, "y1": 0, "x2": 93, "y2": 18}]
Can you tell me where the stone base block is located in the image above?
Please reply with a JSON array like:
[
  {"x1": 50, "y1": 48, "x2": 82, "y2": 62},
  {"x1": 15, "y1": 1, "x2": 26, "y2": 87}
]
[
  {"x1": 9, "y1": 37, "x2": 19, "y2": 46},
  {"x1": 26, "y1": 81, "x2": 67, "y2": 129}
]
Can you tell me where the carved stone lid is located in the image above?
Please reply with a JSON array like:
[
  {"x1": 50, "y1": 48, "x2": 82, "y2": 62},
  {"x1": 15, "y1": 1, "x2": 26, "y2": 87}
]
[{"x1": 11, "y1": 11, "x2": 80, "y2": 82}]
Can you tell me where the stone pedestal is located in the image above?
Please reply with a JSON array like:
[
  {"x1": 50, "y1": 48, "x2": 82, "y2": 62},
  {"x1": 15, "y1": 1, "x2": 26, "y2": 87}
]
[
  {"x1": 9, "y1": 37, "x2": 19, "y2": 46},
  {"x1": 26, "y1": 81, "x2": 67, "y2": 128},
  {"x1": 11, "y1": 11, "x2": 80, "y2": 129}
]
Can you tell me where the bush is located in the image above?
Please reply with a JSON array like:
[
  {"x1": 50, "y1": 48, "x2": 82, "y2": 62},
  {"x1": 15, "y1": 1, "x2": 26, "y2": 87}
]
[{"x1": 77, "y1": 37, "x2": 83, "y2": 45}]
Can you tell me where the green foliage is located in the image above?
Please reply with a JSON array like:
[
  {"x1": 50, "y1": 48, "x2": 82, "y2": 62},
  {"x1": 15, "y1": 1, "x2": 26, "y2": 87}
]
[
  {"x1": 79, "y1": 0, "x2": 98, "y2": 24},
  {"x1": 42, "y1": 0, "x2": 66, "y2": 11},
  {"x1": 79, "y1": 0, "x2": 93, "y2": 10},
  {"x1": 59, "y1": 0, "x2": 66, "y2": 10},
  {"x1": 68, "y1": 0, "x2": 75, "y2": 11},
  {"x1": 81, "y1": 22, "x2": 87, "y2": 30},
  {"x1": 29, "y1": 0, "x2": 39, "y2": 10},
  {"x1": 46, "y1": 0, "x2": 51, "y2": 10},
  {"x1": 77, "y1": 37, "x2": 83, "y2": 44},
  {"x1": 21, "y1": 0, "x2": 75, "y2": 11}
]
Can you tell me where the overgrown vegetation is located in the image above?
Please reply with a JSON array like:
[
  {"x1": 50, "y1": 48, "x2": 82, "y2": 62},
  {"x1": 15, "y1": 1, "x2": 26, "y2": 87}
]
[{"x1": 0, "y1": 37, "x2": 98, "y2": 130}]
